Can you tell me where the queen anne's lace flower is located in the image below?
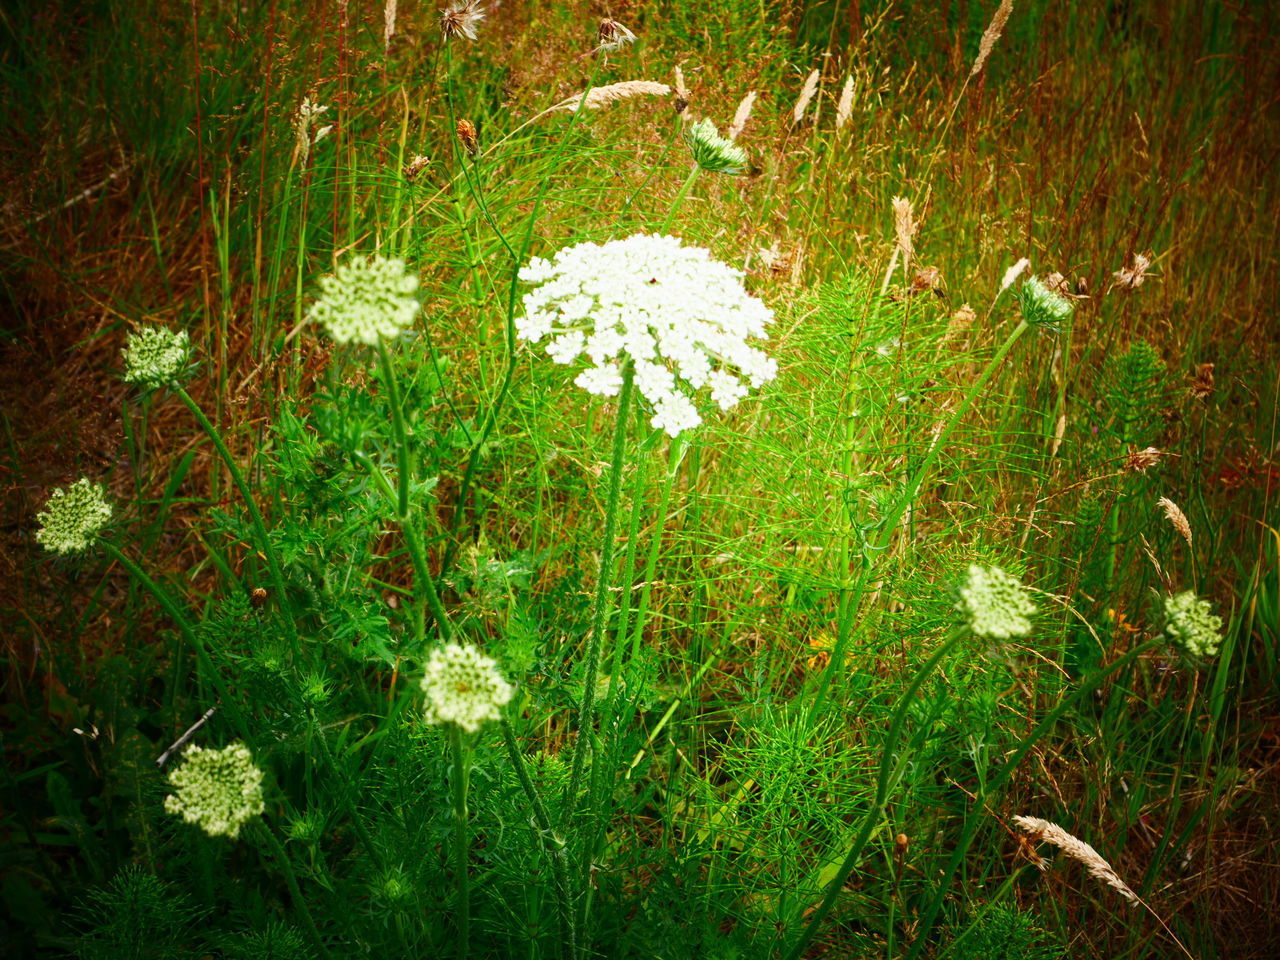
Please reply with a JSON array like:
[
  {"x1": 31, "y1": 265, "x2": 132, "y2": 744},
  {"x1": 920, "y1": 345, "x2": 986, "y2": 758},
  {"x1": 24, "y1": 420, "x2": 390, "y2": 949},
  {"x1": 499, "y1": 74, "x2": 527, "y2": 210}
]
[
  {"x1": 685, "y1": 118, "x2": 749, "y2": 175},
  {"x1": 517, "y1": 233, "x2": 777, "y2": 437},
  {"x1": 1016, "y1": 275, "x2": 1073, "y2": 330},
  {"x1": 957, "y1": 564, "x2": 1037, "y2": 639},
  {"x1": 123, "y1": 326, "x2": 190, "y2": 387},
  {"x1": 308, "y1": 256, "x2": 420, "y2": 345},
  {"x1": 1162, "y1": 590, "x2": 1223, "y2": 658},
  {"x1": 36, "y1": 478, "x2": 112, "y2": 554},
  {"x1": 164, "y1": 742, "x2": 265, "y2": 839},
  {"x1": 421, "y1": 643, "x2": 514, "y2": 733}
]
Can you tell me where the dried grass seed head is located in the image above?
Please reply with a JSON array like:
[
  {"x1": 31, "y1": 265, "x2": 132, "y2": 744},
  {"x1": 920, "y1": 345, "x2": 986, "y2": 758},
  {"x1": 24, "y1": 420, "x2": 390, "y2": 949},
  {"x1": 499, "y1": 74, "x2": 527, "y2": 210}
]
[
  {"x1": 972, "y1": 0, "x2": 1014, "y2": 77},
  {"x1": 792, "y1": 68, "x2": 820, "y2": 124},
  {"x1": 1013, "y1": 815, "x2": 1138, "y2": 903},
  {"x1": 596, "y1": 17, "x2": 636, "y2": 52},
  {"x1": 727, "y1": 91, "x2": 758, "y2": 141},
  {"x1": 559, "y1": 80, "x2": 671, "y2": 113}
]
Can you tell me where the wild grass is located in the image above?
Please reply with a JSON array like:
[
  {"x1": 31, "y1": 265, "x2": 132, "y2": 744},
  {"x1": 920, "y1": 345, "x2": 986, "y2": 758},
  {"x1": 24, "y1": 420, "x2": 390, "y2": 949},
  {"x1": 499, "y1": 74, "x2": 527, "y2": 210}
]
[{"x1": 2, "y1": 1, "x2": 1278, "y2": 959}]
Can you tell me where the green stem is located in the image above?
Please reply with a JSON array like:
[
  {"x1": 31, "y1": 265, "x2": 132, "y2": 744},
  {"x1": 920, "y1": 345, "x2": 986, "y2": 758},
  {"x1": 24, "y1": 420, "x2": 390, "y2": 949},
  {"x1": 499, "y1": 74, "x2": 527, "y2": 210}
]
[
  {"x1": 377, "y1": 340, "x2": 413, "y2": 518},
  {"x1": 628, "y1": 436, "x2": 687, "y2": 662},
  {"x1": 563, "y1": 361, "x2": 636, "y2": 823},
  {"x1": 98, "y1": 540, "x2": 252, "y2": 745},
  {"x1": 257, "y1": 821, "x2": 331, "y2": 959},
  {"x1": 448, "y1": 725, "x2": 472, "y2": 959},
  {"x1": 781, "y1": 627, "x2": 969, "y2": 960},
  {"x1": 173, "y1": 386, "x2": 297, "y2": 653},
  {"x1": 811, "y1": 318, "x2": 1032, "y2": 718},
  {"x1": 660, "y1": 165, "x2": 701, "y2": 233},
  {"x1": 500, "y1": 719, "x2": 576, "y2": 960}
]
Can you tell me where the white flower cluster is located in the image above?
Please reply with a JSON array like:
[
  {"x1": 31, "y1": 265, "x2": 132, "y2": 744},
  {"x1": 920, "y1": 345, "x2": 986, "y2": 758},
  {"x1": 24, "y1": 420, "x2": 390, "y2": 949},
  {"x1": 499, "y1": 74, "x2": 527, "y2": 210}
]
[
  {"x1": 1163, "y1": 590, "x2": 1223, "y2": 658},
  {"x1": 1017, "y1": 275, "x2": 1073, "y2": 330},
  {"x1": 685, "y1": 118, "x2": 749, "y2": 175},
  {"x1": 163, "y1": 742, "x2": 266, "y2": 839},
  {"x1": 517, "y1": 234, "x2": 777, "y2": 437},
  {"x1": 123, "y1": 325, "x2": 190, "y2": 387},
  {"x1": 308, "y1": 256, "x2": 420, "y2": 345},
  {"x1": 957, "y1": 564, "x2": 1037, "y2": 639},
  {"x1": 36, "y1": 478, "x2": 112, "y2": 555},
  {"x1": 421, "y1": 642, "x2": 514, "y2": 733}
]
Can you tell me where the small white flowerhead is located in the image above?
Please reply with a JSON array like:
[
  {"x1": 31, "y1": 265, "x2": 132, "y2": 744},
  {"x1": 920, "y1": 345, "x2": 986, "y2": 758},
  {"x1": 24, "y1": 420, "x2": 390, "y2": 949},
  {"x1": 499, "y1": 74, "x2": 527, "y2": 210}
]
[
  {"x1": 421, "y1": 642, "x2": 513, "y2": 733},
  {"x1": 1016, "y1": 275, "x2": 1074, "y2": 330},
  {"x1": 308, "y1": 256, "x2": 420, "y2": 346},
  {"x1": 439, "y1": 0, "x2": 484, "y2": 41},
  {"x1": 685, "y1": 118, "x2": 749, "y2": 175},
  {"x1": 163, "y1": 742, "x2": 266, "y2": 839},
  {"x1": 35, "y1": 478, "x2": 112, "y2": 555},
  {"x1": 122, "y1": 326, "x2": 190, "y2": 388},
  {"x1": 957, "y1": 564, "x2": 1037, "y2": 639},
  {"x1": 1162, "y1": 590, "x2": 1223, "y2": 658},
  {"x1": 517, "y1": 233, "x2": 778, "y2": 437}
]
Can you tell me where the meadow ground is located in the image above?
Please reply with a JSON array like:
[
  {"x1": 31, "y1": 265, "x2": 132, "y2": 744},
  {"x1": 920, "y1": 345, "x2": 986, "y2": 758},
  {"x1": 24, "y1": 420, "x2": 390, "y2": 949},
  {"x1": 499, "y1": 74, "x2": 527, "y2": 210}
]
[{"x1": 2, "y1": 1, "x2": 1279, "y2": 958}]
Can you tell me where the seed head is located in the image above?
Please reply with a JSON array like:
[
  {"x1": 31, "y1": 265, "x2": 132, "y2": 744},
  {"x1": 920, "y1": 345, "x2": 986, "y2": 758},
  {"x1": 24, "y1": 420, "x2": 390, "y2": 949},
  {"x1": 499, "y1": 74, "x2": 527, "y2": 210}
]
[
  {"x1": 1162, "y1": 590, "x2": 1223, "y2": 659},
  {"x1": 595, "y1": 17, "x2": 636, "y2": 52},
  {"x1": 123, "y1": 325, "x2": 191, "y2": 388},
  {"x1": 957, "y1": 564, "x2": 1037, "y2": 639},
  {"x1": 1113, "y1": 252, "x2": 1154, "y2": 290},
  {"x1": 685, "y1": 117, "x2": 749, "y2": 175},
  {"x1": 439, "y1": 1, "x2": 484, "y2": 41},
  {"x1": 1124, "y1": 446, "x2": 1165, "y2": 472},
  {"x1": 163, "y1": 742, "x2": 265, "y2": 839},
  {"x1": 1188, "y1": 362, "x2": 1215, "y2": 400},
  {"x1": 308, "y1": 256, "x2": 420, "y2": 346},
  {"x1": 1016, "y1": 275, "x2": 1073, "y2": 330},
  {"x1": 456, "y1": 118, "x2": 479, "y2": 156},
  {"x1": 421, "y1": 642, "x2": 514, "y2": 733},
  {"x1": 36, "y1": 478, "x2": 112, "y2": 555},
  {"x1": 835, "y1": 76, "x2": 855, "y2": 129}
]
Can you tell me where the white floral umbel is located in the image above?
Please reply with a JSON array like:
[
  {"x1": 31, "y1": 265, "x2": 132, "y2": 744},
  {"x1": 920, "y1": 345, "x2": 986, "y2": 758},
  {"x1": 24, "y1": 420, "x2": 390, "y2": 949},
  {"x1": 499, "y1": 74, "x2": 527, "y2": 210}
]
[
  {"x1": 308, "y1": 256, "x2": 420, "y2": 345},
  {"x1": 517, "y1": 233, "x2": 777, "y2": 437},
  {"x1": 1163, "y1": 590, "x2": 1223, "y2": 658},
  {"x1": 421, "y1": 642, "x2": 514, "y2": 733},
  {"x1": 957, "y1": 564, "x2": 1037, "y2": 639},
  {"x1": 164, "y1": 742, "x2": 266, "y2": 839},
  {"x1": 123, "y1": 326, "x2": 190, "y2": 388},
  {"x1": 36, "y1": 478, "x2": 112, "y2": 554}
]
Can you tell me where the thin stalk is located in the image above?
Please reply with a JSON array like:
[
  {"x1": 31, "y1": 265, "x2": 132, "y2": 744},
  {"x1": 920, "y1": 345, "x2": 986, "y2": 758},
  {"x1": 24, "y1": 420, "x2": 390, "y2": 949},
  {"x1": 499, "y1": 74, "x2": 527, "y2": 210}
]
[
  {"x1": 628, "y1": 437, "x2": 687, "y2": 661},
  {"x1": 780, "y1": 626, "x2": 969, "y2": 960},
  {"x1": 173, "y1": 386, "x2": 297, "y2": 652},
  {"x1": 377, "y1": 340, "x2": 413, "y2": 517},
  {"x1": 448, "y1": 725, "x2": 472, "y2": 959},
  {"x1": 500, "y1": 719, "x2": 576, "y2": 960},
  {"x1": 563, "y1": 361, "x2": 636, "y2": 823},
  {"x1": 810, "y1": 317, "x2": 1033, "y2": 718},
  {"x1": 660, "y1": 165, "x2": 701, "y2": 233},
  {"x1": 257, "y1": 821, "x2": 331, "y2": 959},
  {"x1": 98, "y1": 540, "x2": 252, "y2": 744}
]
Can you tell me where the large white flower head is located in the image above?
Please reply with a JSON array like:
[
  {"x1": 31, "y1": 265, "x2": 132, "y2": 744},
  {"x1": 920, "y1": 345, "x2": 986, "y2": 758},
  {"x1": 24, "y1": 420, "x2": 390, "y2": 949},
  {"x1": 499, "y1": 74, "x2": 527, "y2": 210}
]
[
  {"x1": 308, "y1": 256, "x2": 420, "y2": 345},
  {"x1": 36, "y1": 478, "x2": 112, "y2": 555},
  {"x1": 421, "y1": 642, "x2": 514, "y2": 733},
  {"x1": 1162, "y1": 590, "x2": 1223, "y2": 659},
  {"x1": 123, "y1": 326, "x2": 191, "y2": 387},
  {"x1": 163, "y1": 742, "x2": 265, "y2": 839},
  {"x1": 1016, "y1": 275, "x2": 1073, "y2": 330},
  {"x1": 957, "y1": 564, "x2": 1037, "y2": 639},
  {"x1": 517, "y1": 233, "x2": 777, "y2": 437}
]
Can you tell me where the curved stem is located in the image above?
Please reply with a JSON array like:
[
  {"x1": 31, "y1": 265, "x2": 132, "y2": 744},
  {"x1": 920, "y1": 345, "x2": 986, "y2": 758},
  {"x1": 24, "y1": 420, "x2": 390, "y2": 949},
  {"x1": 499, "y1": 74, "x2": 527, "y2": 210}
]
[
  {"x1": 99, "y1": 539, "x2": 252, "y2": 745},
  {"x1": 174, "y1": 386, "x2": 297, "y2": 652},
  {"x1": 563, "y1": 362, "x2": 636, "y2": 823},
  {"x1": 660, "y1": 165, "x2": 700, "y2": 233},
  {"x1": 500, "y1": 719, "x2": 576, "y2": 960},
  {"x1": 377, "y1": 340, "x2": 412, "y2": 518},
  {"x1": 448, "y1": 725, "x2": 472, "y2": 959},
  {"x1": 257, "y1": 820, "x2": 331, "y2": 959}
]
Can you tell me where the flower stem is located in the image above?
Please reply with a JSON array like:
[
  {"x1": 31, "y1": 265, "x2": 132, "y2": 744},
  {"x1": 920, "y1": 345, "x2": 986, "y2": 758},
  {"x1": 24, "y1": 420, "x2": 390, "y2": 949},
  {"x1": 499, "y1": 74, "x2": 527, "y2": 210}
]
[
  {"x1": 98, "y1": 539, "x2": 252, "y2": 745},
  {"x1": 499, "y1": 719, "x2": 576, "y2": 960},
  {"x1": 660, "y1": 165, "x2": 700, "y2": 233},
  {"x1": 257, "y1": 820, "x2": 331, "y2": 959},
  {"x1": 448, "y1": 724, "x2": 472, "y2": 959},
  {"x1": 377, "y1": 340, "x2": 413, "y2": 518},
  {"x1": 173, "y1": 386, "x2": 297, "y2": 653},
  {"x1": 563, "y1": 360, "x2": 636, "y2": 824}
]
